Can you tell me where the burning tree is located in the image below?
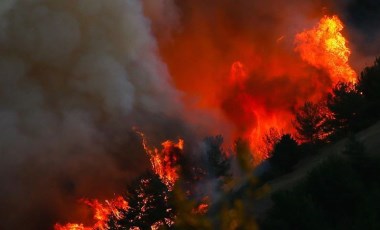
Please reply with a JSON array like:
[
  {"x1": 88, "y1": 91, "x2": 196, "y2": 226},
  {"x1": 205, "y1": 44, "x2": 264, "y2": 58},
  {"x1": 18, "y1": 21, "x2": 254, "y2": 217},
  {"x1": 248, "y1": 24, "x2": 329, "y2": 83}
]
[
  {"x1": 108, "y1": 172, "x2": 175, "y2": 230},
  {"x1": 54, "y1": 196, "x2": 128, "y2": 230},
  {"x1": 293, "y1": 101, "x2": 330, "y2": 144}
]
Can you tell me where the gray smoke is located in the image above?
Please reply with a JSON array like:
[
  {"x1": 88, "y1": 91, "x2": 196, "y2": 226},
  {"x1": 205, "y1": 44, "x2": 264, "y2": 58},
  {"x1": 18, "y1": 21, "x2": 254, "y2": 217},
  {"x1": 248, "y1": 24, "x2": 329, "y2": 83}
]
[{"x1": 0, "y1": 0, "x2": 188, "y2": 229}]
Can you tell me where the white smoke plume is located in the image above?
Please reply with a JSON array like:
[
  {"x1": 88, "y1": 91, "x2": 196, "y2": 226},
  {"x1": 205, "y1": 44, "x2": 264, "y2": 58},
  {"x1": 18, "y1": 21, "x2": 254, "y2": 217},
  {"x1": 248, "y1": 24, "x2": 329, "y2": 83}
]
[{"x1": 0, "y1": 0, "x2": 186, "y2": 228}]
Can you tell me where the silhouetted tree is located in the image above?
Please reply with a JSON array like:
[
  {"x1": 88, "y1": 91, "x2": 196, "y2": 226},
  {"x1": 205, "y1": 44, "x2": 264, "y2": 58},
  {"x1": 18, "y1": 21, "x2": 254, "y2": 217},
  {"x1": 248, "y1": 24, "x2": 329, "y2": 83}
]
[
  {"x1": 293, "y1": 101, "x2": 329, "y2": 144},
  {"x1": 203, "y1": 135, "x2": 231, "y2": 178},
  {"x1": 235, "y1": 138, "x2": 254, "y2": 173},
  {"x1": 109, "y1": 171, "x2": 174, "y2": 229},
  {"x1": 326, "y1": 82, "x2": 364, "y2": 137},
  {"x1": 262, "y1": 128, "x2": 282, "y2": 158},
  {"x1": 357, "y1": 57, "x2": 380, "y2": 121},
  {"x1": 269, "y1": 134, "x2": 299, "y2": 173}
]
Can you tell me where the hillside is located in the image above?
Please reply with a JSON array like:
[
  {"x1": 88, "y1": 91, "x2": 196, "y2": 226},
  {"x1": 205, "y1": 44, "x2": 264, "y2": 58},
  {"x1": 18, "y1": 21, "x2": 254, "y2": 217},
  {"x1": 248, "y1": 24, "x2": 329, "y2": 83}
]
[{"x1": 252, "y1": 121, "x2": 380, "y2": 219}]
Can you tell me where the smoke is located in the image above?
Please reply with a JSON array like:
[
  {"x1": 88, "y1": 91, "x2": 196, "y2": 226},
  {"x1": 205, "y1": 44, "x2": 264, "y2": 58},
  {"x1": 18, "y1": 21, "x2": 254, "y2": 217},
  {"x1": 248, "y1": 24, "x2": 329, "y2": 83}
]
[
  {"x1": 0, "y1": 0, "x2": 189, "y2": 229},
  {"x1": 1, "y1": 0, "x2": 379, "y2": 228}
]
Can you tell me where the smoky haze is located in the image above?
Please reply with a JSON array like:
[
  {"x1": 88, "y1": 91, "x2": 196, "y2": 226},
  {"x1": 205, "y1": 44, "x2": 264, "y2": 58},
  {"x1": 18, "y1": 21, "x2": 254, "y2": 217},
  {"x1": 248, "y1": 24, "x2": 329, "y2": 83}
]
[{"x1": 0, "y1": 0, "x2": 191, "y2": 229}]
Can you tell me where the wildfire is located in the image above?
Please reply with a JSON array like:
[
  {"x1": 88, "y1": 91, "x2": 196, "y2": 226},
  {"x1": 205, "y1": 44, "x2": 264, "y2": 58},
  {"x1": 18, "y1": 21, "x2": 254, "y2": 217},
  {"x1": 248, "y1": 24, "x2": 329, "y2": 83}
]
[
  {"x1": 295, "y1": 15, "x2": 357, "y2": 84},
  {"x1": 54, "y1": 196, "x2": 128, "y2": 230},
  {"x1": 222, "y1": 15, "x2": 357, "y2": 162},
  {"x1": 54, "y1": 132, "x2": 183, "y2": 229},
  {"x1": 54, "y1": 12, "x2": 359, "y2": 230},
  {"x1": 137, "y1": 130, "x2": 184, "y2": 188}
]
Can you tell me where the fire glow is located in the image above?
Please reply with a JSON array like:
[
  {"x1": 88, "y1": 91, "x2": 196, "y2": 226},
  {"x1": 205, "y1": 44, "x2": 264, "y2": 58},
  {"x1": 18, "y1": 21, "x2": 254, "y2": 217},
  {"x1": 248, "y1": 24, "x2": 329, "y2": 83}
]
[
  {"x1": 54, "y1": 14, "x2": 357, "y2": 229},
  {"x1": 54, "y1": 196, "x2": 128, "y2": 230},
  {"x1": 221, "y1": 15, "x2": 356, "y2": 161},
  {"x1": 55, "y1": 133, "x2": 182, "y2": 229},
  {"x1": 137, "y1": 130, "x2": 183, "y2": 189},
  {"x1": 295, "y1": 15, "x2": 357, "y2": 84}
]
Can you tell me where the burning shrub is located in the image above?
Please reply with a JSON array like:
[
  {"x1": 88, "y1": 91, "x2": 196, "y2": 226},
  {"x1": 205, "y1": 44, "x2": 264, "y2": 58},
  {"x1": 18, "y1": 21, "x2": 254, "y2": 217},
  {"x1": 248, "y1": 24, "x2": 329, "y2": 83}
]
[
  {"x1": 293, "y1": 101, "x2": 330, "y2": 144},
  {"x1": 108, "y1": 172, "x2": 175, "y2": 230}
]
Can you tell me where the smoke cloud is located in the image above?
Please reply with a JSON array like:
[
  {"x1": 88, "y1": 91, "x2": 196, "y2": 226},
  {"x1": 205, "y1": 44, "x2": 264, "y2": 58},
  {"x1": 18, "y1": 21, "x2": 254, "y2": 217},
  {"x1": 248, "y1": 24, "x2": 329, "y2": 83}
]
[{"x1": 0, "y1": 0, "x2": 189, "y2": 229}]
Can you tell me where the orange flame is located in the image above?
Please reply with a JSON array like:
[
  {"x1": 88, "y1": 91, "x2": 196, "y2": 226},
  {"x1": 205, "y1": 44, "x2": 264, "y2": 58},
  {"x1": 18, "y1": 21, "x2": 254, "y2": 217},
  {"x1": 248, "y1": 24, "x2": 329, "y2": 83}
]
[
  {"x1": 295, "y1": 15, "x2": 357, "y2": 84},
  {"x1": 54, "y1": 196, "x2": 128, "y2": 230},
  {"x1": 223, "y1": 15, "x2": 356, "y2": 162},
  {"x1": 137, "y1": 130, "x2": 183, "y2": 189},
  {"x1": 54, "y1": 132, "x2": 182, "y2": 229},
  {"x1": 227, "y1": 61, "x2": 291, "y2": 162},
  {"x1": 54, "y1": 223, "x2": 91, "y2": 230}
]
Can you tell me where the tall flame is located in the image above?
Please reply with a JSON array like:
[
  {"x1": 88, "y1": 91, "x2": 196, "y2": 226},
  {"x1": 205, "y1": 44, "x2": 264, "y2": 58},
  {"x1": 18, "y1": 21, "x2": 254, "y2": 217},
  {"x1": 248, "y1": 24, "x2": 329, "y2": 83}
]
[
  {"x1": 224, "y1": 15, "x2": 357, "y2": 162},
  {"x1": 137, "y1": 130, "x2": 183, "y2": 189},
  {"x1": 295, "y1": 15, "x2": 357, "y2": 84},
  {"x1": 227, "y1": 61, "x2": 290, "y2": 162}
]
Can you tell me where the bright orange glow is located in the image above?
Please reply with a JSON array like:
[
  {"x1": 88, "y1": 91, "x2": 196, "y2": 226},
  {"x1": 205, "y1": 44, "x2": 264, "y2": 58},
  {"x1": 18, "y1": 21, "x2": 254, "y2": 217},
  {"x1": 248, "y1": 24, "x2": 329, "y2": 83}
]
[
  {"x1": 295, "y1": 15, "x2": 357, "y2": 84},
  {"x1": 215, "y1": 15, "x2": 356, "y2": 162},
  {"x1": 193, "y1": 203, "x2": 209, "y2": 215},
  {"x1": 54, "y1": 196, "x2": 128, "y2": 230},
  {"x1": 225, "y1": 62, "x2": 293, "y2": 162},
  {"x1": 54, "y1": 223, "x2": 91, "y2": 230},
  {"x1": 147, "y1": 139, "x2": 183, "y2": 188},
  {"x1": 160, "y1": 9, "x2": 357, "y2": 162},
  {"x1": 54, "y1": 11, "x2": 359, "y2": 230},
  {"x1": 137, "y1": 131, "x2": 183, "y2": 189}
]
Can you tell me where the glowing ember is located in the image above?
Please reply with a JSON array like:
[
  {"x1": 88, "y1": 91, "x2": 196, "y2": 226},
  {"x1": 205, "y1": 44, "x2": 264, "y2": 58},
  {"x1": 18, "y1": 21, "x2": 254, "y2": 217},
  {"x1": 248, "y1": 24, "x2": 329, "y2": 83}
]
[
  {"x1": 137, "y1": 131, "x2": 184, "y2": 189},
  {"x1": 54, "y1": 196, "x2": 128, "y2": 230},
  {"x1": 295, "y1": 15, "x2": 357, "y2": 84},
  {"x1": 193, "y1": 203, "x2": 209, "y2": 215}
]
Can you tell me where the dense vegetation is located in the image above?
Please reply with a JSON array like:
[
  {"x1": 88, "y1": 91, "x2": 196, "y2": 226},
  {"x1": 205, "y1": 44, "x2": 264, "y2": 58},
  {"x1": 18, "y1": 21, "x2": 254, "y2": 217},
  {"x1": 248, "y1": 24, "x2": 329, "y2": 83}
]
[{"x1": 263, "y1": 139, "x2": 380, "y2": 230}]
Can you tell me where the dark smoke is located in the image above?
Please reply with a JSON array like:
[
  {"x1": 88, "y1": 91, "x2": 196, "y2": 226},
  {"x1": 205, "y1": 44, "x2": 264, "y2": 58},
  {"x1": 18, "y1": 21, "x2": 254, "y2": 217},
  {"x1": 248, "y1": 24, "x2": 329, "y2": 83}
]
[{"x1": 0, "y1": 0, "x2": 190, "y2": 229}]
